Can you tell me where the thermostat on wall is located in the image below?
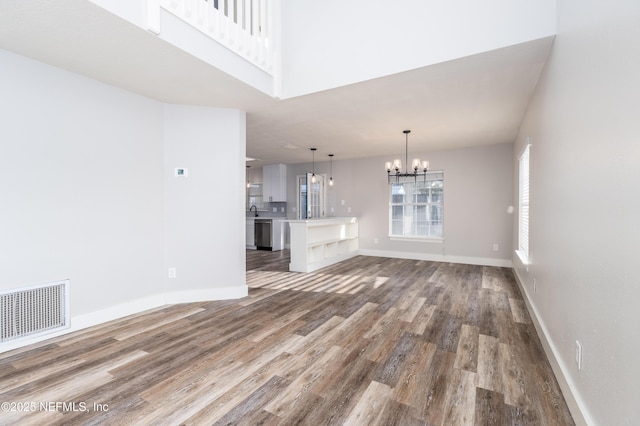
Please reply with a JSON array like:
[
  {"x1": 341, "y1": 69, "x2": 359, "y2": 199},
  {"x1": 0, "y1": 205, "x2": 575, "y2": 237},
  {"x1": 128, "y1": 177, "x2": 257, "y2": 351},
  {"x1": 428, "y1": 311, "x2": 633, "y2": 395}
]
[{"x1": 175, "y1": 168, "x2": 188, "y2": 177}]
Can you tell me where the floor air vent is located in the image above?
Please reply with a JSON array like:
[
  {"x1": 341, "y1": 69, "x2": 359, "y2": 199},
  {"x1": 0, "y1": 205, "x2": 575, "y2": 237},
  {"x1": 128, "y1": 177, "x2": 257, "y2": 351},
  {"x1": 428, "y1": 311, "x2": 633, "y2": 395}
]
[{"x1": 1, "y1": 280, "x2": 69, "y2": 343}]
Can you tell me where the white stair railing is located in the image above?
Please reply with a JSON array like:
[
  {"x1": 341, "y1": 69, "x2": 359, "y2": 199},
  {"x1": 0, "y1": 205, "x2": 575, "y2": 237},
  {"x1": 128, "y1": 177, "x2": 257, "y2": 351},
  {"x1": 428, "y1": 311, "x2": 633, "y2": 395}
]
[{"x1": 147, "y1": 0, "x2": 278, "y2": 76}]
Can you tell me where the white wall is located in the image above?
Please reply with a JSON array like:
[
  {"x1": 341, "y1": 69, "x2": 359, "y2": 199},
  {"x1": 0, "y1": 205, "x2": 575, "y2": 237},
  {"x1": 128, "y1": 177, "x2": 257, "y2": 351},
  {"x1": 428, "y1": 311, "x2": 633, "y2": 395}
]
[
  {"x1": 164, "y1": 105, "x2": 247, "y2": 301},
  {"x1": 0, "y1": 49, "x2": 165, "y2": 316},
  {"x1": 0, "y1": 49, "x2": 248, "y2": 351},
  {"x1": 512, "y1": 1, "x2": 640, "y2": 425},
  {"x1": 281, "y1": 0, "x2": 556, "y2": 98},
  {"x1": 287, "y1": 143, "x2": 513, "y2": 266}
]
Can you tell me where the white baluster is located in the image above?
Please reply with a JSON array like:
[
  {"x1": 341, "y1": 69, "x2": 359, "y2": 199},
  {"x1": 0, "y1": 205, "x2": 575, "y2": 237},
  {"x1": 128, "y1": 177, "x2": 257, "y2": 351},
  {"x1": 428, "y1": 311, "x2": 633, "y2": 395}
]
[
  {"x1": 229, "y1": 0, "x2": 236, "y2": 45},
  {"x1": 238, "y1": 0, "x2": 246, "y2": 52},
  {"x1": 184, "y1": 0, "x2": 194, "y2": 19},
  {"x1": 196, "y1": 0, "x2": 205, "y2": 27},
  {"x1": 147, "y1": 0, "x2": 161, "y2": 34}
]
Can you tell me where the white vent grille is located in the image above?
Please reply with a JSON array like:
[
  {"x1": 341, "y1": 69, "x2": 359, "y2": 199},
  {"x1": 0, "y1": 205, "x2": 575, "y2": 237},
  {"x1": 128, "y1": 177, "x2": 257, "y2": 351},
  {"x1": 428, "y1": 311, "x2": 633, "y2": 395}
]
[{"x1": 1, "y1": 280, "x2": 69, "y2": 342}]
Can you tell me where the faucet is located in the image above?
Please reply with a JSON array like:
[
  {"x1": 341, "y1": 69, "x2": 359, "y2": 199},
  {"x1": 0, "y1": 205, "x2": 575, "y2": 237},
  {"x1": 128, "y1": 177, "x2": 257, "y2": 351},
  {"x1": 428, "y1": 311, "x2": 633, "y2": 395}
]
[{"x1": 249, "y1": 205, "x2": 258, "y2": 217}]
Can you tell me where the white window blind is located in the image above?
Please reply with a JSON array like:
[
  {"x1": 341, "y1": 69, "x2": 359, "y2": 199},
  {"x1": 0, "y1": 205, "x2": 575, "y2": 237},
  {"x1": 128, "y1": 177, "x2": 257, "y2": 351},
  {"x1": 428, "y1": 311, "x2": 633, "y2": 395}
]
[{"x1": 518, "y1": 144, "x2": 530, "y2": 261}]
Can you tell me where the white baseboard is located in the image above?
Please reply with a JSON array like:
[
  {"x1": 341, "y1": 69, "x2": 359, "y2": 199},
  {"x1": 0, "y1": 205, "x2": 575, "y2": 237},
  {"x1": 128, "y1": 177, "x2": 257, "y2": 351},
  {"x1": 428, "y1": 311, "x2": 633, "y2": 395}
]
[
  {"x1": 359, "y1": 249, "x2": 512, "y2": 268},
  {"x1": 0, "y1": 285, "x2": 248, "y2": 354},
  {"x1": 512, "y1": 269, "x2": 592, "y2": 426},
  {"x1": 165, "y1": 285, "x2": 248, "y2": 303}
]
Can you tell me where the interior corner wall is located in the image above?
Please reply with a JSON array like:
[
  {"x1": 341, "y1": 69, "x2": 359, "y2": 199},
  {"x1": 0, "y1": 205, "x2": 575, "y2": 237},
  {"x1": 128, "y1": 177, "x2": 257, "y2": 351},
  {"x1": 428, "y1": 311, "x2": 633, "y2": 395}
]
[
  {"x1": 0, "y1": 49, "x2": 165, "y2": 318},
  {"x1": 164, "y1": 105, "x2": 247, "y2": 302},
  {"x1": 287, "y1": 143, "x2": 513, "y2": 266},
  {"x1": 512, "y1": 1, "x2": 640, "y2": 424}
]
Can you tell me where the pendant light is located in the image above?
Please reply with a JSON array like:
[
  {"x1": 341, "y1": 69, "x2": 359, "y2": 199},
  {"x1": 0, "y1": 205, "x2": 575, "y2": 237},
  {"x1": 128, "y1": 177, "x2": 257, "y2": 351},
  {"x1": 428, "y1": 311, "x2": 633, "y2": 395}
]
[
  {"x1": 328, "y1": 154, "x2": 334, "y2": 186},
  {"x1": 385, "y1": 130, "x2": 430, "y2": 183},
  {"x1": 310, "y1": 148, "x2": 317, "y2": 183},
  {"x1": 246, "y1": 165, "x2": 251, "y2": 188}
]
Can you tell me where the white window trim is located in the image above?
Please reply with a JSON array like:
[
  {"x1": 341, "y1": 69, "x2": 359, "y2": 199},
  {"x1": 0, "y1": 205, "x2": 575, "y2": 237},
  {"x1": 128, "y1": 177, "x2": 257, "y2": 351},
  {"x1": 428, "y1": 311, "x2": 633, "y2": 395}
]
[
  {"x1": 517, "y1": 143, "x2": 530, "y2": 264},
  {"x1": 388, "y1": 171, "x2": 444, "y2": 239},
  {"x1": 388, "y1": 235, "x2": 444, "y2": 243}
]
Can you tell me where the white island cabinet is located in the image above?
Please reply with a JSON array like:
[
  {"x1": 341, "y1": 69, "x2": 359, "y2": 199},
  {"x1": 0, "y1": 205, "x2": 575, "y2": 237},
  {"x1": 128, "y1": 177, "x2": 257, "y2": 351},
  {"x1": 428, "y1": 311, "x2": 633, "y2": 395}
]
[{"x1": 287, "y1": 217, "x2": 358, "y2": 273}]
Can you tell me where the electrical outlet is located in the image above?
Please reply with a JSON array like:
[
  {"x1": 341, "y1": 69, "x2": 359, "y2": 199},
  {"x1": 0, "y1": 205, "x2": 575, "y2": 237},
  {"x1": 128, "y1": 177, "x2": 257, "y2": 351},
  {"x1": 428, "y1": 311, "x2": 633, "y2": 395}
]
[
  {"x1": 575, "y1": 340, "x2": 583, "y2": 370},
  {"x1": 492, "y1": 243, "x2": 499, "y2": 252},
  {"x1": 168, "y1": 267, "x2": 176, "y2": 278},
  {"x1": 374, "y1": 237, "x2": 379, "y2": 244},
  {"x1": 347, "y1": 207, "x2": 351, "y2": 213}
]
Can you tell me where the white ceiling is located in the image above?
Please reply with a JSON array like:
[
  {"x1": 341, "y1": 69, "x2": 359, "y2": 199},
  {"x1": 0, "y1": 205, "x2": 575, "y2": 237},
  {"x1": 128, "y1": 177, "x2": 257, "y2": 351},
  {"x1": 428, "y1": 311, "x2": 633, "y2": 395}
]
[{"x1": 0, "y1": 0, "x2": 554, "y2": 167}]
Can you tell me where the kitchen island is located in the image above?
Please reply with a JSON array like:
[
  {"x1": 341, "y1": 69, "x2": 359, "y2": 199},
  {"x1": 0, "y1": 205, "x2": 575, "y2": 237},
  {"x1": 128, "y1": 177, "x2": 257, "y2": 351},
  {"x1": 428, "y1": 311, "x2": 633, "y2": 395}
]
[{"x1": 286, "y1": 217, "x2": 359, "y2": 273}]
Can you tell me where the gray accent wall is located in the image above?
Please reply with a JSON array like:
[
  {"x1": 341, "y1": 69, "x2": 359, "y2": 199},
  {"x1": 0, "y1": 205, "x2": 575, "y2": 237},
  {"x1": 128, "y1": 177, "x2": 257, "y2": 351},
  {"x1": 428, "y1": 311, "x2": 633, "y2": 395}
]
[
  {"x1": 512, "y1": 1, "x2": 640, "y2": 424},
  {"x1": 0, "y1": 49, "x2": 247, "y2": 348},
  {"x1": 287, "y1": 143, "x2": 514, "y2": 266}
]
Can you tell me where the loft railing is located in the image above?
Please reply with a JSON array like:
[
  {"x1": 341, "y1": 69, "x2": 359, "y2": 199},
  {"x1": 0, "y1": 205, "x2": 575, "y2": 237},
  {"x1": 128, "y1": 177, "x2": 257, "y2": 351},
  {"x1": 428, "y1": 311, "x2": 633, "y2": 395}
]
[{"x1": 147, "y1": 0, "x2": 278, "y2": 76}]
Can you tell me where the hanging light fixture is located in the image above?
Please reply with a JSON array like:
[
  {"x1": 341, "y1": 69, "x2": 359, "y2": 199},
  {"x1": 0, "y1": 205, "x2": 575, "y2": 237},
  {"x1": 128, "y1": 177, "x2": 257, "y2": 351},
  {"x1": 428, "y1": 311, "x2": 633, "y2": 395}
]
[
  {"x1": 328, "y1": 154, "x2": 334, "y2": 186},
  {"x1": 246, "y1": 165, "x2": 251, "y2": 188},
  {"x1": 385, "y1": 130, "x2": 430, "y2": 183},
  {"x1": 310, "y1": 148, "x2": 317, "y2": 183}
]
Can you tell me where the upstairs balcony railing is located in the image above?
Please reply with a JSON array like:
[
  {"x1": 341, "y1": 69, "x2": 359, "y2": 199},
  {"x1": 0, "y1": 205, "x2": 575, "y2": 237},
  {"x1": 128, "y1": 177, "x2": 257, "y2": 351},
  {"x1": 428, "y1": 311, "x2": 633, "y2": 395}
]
[{"x1": 147, "y1": 0, "x2": 278, "y2": 76}]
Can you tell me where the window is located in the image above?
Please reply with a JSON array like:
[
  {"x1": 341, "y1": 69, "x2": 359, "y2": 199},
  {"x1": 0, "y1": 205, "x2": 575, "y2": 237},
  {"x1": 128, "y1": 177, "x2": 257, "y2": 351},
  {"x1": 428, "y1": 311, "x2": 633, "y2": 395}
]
[
  {"x1": 518, "y1": 144, "x2": 530, "y2": 262},
  {"x1": 389, "y1": 172, "x2": 443, "y2": 239}
]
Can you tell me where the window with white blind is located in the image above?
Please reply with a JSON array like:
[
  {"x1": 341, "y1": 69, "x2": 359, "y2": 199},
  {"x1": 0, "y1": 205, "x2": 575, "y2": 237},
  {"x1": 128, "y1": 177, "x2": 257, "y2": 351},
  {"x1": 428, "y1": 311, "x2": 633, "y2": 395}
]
[
  {"x1": 389, "y1": 172, "x2": 444, "y2": 239},
  {"x1": 518, "y1": 144, "x2": 530, "y2": 262}
]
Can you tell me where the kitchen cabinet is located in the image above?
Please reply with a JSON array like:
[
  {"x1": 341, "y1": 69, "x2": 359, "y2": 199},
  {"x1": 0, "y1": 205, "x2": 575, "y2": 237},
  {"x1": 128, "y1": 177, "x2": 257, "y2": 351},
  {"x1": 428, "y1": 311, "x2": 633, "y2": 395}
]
[
  {"x1": 262, "y1": 164, "x2": 287, "y2": 202},
  {"x1": 246, "y1": 218, "x2": 255, "y2": 248}
]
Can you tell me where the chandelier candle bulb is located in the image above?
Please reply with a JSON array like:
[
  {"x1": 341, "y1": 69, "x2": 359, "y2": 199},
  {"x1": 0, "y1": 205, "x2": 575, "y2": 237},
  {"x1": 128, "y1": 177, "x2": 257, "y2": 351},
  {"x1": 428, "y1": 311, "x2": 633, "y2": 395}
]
[{"x1": 385, "y1": 130, "x2": 432, "y2": 183}]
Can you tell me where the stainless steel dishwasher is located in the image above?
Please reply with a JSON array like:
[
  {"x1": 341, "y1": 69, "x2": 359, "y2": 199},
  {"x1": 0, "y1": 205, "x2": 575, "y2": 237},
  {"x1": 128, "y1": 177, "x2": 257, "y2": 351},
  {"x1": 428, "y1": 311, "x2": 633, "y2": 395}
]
[{"x1": 254, "y1": 218, "x2": 272, "y2": 250}]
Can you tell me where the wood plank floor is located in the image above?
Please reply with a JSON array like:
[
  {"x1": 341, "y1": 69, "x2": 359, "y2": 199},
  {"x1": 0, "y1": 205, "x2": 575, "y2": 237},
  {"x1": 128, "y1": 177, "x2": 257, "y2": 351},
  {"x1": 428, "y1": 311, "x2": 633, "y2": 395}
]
[{"x1": 0, "y1": 251, "x2": 574, "y2": 425}]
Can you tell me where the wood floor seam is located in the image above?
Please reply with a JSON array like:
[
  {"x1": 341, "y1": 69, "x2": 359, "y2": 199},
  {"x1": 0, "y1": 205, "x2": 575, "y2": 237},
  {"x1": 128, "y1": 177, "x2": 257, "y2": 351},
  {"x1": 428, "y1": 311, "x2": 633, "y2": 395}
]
[{"x1": 0, "y1": 250, "x2": 574, "y2": 425}]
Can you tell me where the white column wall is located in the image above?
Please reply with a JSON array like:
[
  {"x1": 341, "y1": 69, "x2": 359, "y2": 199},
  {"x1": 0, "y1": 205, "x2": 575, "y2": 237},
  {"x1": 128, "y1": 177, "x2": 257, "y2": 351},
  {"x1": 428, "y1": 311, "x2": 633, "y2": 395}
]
[
  {"x1": 512, "y1": 1, "x2": 640, "y2": 424},
  {"x1": 164, "y1": 105, "x2": 247, "y2": 302}
]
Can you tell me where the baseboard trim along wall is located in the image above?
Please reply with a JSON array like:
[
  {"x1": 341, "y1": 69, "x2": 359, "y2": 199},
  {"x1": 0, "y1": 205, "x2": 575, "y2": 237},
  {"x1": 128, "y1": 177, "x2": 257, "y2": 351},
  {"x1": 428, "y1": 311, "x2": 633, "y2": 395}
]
[
  {"x1": 512, "y1": 269, "x2": 592, "y2": 426},
  {"x1": 165, "y1": 285, "x2": 248, "y2": 304},
  {"x1": 358, "y1": 249, "x2": 513, "y2": 268},
  {"x1": 0, "y1": 285, "x2": 248, "y2": 354}
]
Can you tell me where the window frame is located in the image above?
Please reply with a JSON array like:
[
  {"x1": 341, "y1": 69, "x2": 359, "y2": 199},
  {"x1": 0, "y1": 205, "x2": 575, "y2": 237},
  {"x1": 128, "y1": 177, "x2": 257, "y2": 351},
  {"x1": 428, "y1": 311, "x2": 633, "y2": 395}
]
[
  {"x1": 387, "y1": 171, "x2": 444, "y2": 242},
  {"x1": 297, "y1": 173, "x2": 327, "y2": 220},
  {"x1": 517, "y1": 143, "x2": 530, "y2": 264}
]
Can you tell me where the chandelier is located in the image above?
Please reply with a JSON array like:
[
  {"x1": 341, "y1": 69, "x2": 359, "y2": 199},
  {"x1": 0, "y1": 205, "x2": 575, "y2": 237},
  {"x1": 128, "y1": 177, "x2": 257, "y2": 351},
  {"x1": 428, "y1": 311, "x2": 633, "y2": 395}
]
[{"x1": 385, "y1": 130, "x2": 430, "y2": 183}]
